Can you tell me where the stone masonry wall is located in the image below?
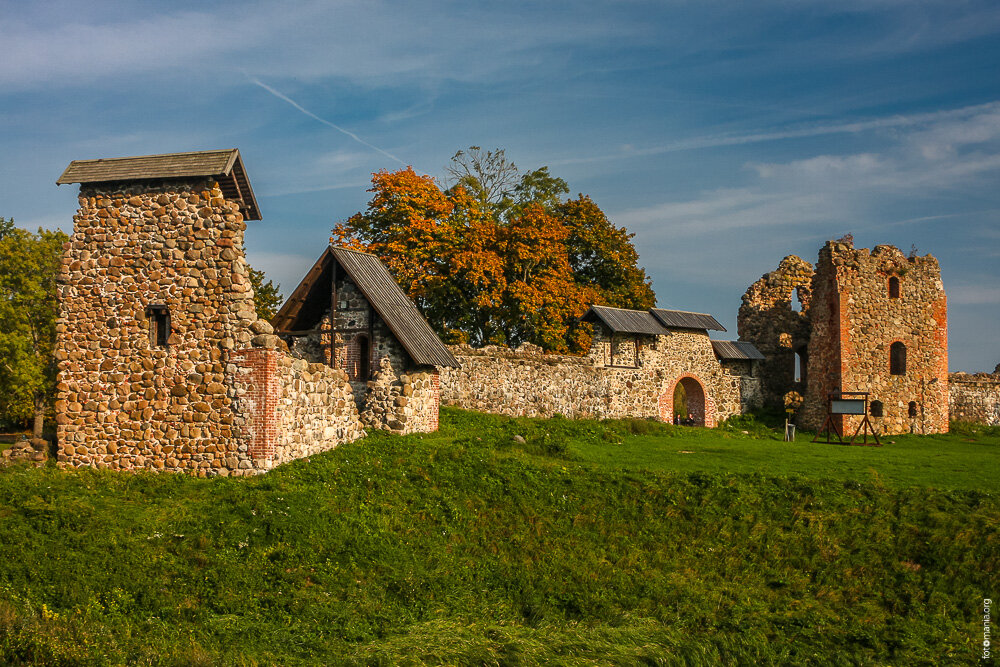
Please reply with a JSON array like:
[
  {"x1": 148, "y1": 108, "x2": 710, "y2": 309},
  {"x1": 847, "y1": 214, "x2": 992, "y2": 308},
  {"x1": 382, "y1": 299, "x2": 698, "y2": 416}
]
[
  {"x1": 949, "y1": 372, "x2": 1000, "y2": 425},
  {"x1": 800, "y1": 240, "x2": 948, "y2": 435},
  {"x1": 738, "y1": 255, "x2": 813, "y2": 407},
  {"x1": 55, "y1": 179, "x2": 363, "y2": 475},
  {"x1": 440, "y1": 323, "x2": 752, "y2": 427},
  {"x1": 360, "y1": 357, "x2": 440, "y2": 434}
]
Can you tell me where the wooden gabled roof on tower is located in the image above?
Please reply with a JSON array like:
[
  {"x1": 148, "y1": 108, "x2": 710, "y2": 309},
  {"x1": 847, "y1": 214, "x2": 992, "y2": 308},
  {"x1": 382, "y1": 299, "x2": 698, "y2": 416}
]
[
  {"x1": 272, "y1": 246, "x2": 460, "y2": 368},
  {"x1": 57, "y1": 149, "x2": 261, "y2": 221}
]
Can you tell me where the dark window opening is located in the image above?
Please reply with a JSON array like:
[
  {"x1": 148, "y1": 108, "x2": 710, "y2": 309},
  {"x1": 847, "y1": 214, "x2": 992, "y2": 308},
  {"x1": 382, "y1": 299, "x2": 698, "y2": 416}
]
[
  {"x1": 888, "y1": 276, "x2": 900, "y2": 299},
  {"x1": 870, "y1": 400, "x2": 883, "y2": 418},
  {"x1": 908, "y1": 401, "x2": 918, "y2": 418},
  {"x1": 890, "y1": 342, "x2": 907, "y2": 375},
  {"x1": 147, "y1": 305, "x2": 170, "y2": 349},
  {"x1": 356, "y1": 335, "x2": 370, "y2": 380}
]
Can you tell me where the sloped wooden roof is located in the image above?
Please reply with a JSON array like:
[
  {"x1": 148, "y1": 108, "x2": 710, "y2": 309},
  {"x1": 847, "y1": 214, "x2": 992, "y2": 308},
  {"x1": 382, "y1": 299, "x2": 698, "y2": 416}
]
[
  {"x1": 712, "y1": 340, "x2": 765, "y2": 361},
  {"x1": 57, "y1": 149, "x2": 261, "y2": 221},
  {"x1": 650, "y1": 308, "x2": 726, "y2": 332},
  {"x1": 272, "y1": 246, "x2": 459, "y2": 368},
  {"x1": 580, "y1": 305, "x2": 668, "y2": 335}
]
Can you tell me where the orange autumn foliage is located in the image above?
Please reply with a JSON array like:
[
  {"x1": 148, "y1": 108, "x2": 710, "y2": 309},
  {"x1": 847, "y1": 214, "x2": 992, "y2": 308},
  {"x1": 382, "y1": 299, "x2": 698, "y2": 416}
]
[{"x1": 332, "y1": 165, "x2": 654, "y2": 353}]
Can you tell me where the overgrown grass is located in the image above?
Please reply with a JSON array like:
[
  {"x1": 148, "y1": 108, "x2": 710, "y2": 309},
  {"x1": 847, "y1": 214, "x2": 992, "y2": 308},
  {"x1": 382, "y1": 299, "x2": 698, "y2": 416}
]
[{"x1": 0, "y1": 408, "x2": 996, "y2": 664}]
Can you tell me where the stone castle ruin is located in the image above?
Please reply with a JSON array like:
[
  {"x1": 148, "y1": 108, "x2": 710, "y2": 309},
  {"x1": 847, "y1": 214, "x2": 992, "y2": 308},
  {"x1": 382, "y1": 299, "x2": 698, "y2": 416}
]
[
  {"x1": 441, "y1": 305, "x2": 764, "y2": 426},
  {"x1": 48, "y1": 149, "x2": 998, "y2": 474},
  {"x1": 53, "y1": 150, "x2": 456, "y2": 475},
  {"x1": 740, "y1": 238, "x2": 951, "y2": 435}
]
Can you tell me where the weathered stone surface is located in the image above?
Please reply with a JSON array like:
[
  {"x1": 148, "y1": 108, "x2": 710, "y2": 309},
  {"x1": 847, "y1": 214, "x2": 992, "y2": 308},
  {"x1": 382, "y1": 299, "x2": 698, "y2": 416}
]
[
  {"x1": 54, "y1": 176, "x2": 367, "y2": 476},
  {"x1": 440, "y1": 321, "x2": 757, "y2": 427},
  {"x1": 742, "y1": 239, "x2": 949, "y2": 435},
  {"x1": 949, "y1": 371, "x2": 1000, "y2": 425}
]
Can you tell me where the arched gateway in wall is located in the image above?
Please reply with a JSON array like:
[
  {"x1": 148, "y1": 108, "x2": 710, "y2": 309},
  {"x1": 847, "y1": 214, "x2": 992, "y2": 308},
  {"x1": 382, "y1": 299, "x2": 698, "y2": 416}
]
[{"x1": 658, "y1": 375, "x2": 716, "y2": 427}]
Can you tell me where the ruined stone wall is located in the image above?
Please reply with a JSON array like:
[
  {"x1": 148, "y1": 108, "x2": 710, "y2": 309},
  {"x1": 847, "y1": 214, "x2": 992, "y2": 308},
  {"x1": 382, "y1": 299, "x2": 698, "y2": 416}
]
[
  {"x1": 360, "y1": 358, "x2": 440, "y2": 434},
  {"x1": 440, "y1": 324, "x2": 752, "y2": 426},
  {"x1": 949, "y1": 373, "x2": 1000, "y2": 425},
  {"x1": 55, "y1": 180, "x2": 363, "y2": 474},
  {"x1": 738, "y1": 255, "x2": 813, "y2": 406},
  {"x1": 800, "y1": 240, "x2": 948, "y2": 435}
]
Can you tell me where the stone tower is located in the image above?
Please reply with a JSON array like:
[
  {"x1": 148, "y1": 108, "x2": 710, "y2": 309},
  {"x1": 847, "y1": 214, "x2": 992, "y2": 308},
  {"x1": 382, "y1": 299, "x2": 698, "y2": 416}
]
[
  {"x1": 798, "y1": 239, "x2": 948, "y2": 435},
  {"x1": 54, "y1": 150, "x2": 366, "y2": 474}
]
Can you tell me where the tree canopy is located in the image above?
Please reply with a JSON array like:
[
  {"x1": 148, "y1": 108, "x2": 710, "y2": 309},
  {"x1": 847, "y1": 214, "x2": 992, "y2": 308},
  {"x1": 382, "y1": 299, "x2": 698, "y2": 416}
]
[
  {"x1": 0, "y1": 218, "x2": 68, "y2": 435},
  {"x1": 332, "y1": 149, "x2": 655, "y2": 353}
]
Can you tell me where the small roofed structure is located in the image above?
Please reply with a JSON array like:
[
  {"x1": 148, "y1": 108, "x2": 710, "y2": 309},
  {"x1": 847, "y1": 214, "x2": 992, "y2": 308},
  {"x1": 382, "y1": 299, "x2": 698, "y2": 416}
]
[
  {"x1": 58, "y1": 149, "x2": 261, "y2": 222},
  {"x1": 711, "y1": 340, "x2": 765, "y2": 361},
  {"x1": 650, "y1": 308, "x2": 726, "y2": 332},
  {"x1": 580, "y1": 304, "x2": 669, "y2": 335},
  {"x1": 273, "y1": 246, "x2": 459, "y2": 371}
]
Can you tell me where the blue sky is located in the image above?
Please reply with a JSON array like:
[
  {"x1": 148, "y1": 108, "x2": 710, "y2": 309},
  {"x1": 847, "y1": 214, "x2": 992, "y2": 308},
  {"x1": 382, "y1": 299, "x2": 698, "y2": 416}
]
[{"x1": 2, "y1": 0, "x2": 998, "y2": 371}]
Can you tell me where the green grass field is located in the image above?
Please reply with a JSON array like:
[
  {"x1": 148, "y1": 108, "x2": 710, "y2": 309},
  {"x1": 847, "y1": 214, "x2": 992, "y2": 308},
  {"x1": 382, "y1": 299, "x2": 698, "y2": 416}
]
[{"x1": 0, "y1": 408, "x2": 996, "y2": 665}]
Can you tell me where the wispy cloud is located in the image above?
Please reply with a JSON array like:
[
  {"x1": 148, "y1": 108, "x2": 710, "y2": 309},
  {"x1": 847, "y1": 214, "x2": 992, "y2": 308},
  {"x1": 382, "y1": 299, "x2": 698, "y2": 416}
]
[
  {"x1": 557, "y1": 102, "x2": 1000, "y2": 167},
  {"x1": 248, "y1": 77, "x2": 407, "y2": 167}
]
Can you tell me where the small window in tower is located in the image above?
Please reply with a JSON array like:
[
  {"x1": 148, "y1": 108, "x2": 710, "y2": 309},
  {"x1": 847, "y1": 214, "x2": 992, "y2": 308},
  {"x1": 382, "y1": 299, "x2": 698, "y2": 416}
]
[
  {"x1": 870, "y1": 400, "x2": 883, "y2": 418},
  {"x1": 147, "y1": 305, "x2": 170, "y2": 349},
  {"x1": 888, "y1": 276, "x2": 900, "y2": 299},
  {"x1": 890, "y1": 342, "x2": 907, "y2": 375},
  {"x1": 908, "y1": 401, "x2": 918, "y2": 418},
  {"x1": 356, "y1": 334, "x2": 370, "y2": 380}
]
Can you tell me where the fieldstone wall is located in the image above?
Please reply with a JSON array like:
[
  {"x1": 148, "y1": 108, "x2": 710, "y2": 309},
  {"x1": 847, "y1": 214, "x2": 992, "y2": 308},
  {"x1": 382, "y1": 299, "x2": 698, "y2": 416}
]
[
  {"x1": 800, "y1": 240, "x2": 948, "y2": 435},
  {"x1": 54, "y1": 180, "x2": 364, "y2": 475},
  {"x1": 360, "y1": 358, "x2": 440, "y2": 434},
  {"x1": 738, "y1": 255, "x2": 813, "y2": 406},
  {"x1": 440, "y1": 323, "x2": 754, "y2": 427},
  {"x1": 949, "y1": 372, "x2": 1000, "y2": 425}
]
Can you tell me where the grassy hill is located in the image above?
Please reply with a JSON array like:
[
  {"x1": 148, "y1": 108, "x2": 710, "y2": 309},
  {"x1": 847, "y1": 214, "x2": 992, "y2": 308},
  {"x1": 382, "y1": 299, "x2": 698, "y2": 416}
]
[{"x1": 0, "y1": 409, "x2": 997, "y2": 665}]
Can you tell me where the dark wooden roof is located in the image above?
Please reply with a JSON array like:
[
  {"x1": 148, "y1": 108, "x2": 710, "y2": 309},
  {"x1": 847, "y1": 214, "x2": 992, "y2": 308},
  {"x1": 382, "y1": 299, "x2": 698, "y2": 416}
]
[
  {"x1": 712, "y1": 340, "x2": 765, "y2": 361},
  {"x1": 272, "y1": 246, "x2": 459, "y2": 368},
  {"x1": 650, "y1": 308, "x2": 726, "y2": 332},
  {"x1": 581, "y1": 305, "x2": 669, "y2": 335},
  {"x1": 57, "y1": 149, "x2": 261, "y2": 221}
]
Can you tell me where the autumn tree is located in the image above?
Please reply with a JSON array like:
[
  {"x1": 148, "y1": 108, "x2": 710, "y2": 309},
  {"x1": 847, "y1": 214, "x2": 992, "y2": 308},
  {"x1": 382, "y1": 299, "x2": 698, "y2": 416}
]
[
  {"x1": 0, "y1": 218, "x2": 69, "y2": 436},
  {"x1": 333, "y1": 149, "x2": 655, "y2": 353}
]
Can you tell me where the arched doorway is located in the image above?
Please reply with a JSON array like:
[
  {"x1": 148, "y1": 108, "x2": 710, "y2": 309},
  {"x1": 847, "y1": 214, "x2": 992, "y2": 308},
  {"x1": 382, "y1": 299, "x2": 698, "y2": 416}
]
[{"x1": 659, "y1": 376, "x2": 711, "y2": 426}]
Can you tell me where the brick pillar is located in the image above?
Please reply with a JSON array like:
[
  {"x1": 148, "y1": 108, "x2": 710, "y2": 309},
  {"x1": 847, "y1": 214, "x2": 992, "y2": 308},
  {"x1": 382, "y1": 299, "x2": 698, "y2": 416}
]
[{"x1": 231, "y1": 348, "x2": 279, "y2": 460}]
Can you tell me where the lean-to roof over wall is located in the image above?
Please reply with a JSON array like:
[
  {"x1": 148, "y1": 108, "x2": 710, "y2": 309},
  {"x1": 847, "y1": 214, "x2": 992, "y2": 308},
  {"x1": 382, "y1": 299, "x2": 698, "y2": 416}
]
[
  {"x1": 581, "y1": 305, "x2": 669, "y2": 335},
  {"x1": 272, "y1": 246, "x2": 459, "y2": 368},
  {"x1": 711, "y1": 340, "x2": 765, "y2": 361},
  {"x1": 57, "y1": 149, "x2": 261, "y2": 221},
  {"x1": 650, "y1": 308, "x2": 726, "y2": 332}
]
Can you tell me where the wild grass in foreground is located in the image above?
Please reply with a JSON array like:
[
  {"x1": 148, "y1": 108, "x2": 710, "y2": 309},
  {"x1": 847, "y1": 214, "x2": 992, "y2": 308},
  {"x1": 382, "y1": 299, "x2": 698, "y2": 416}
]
[{"x1": 0, "y1": 408, "x2": 996, "y2": 665}]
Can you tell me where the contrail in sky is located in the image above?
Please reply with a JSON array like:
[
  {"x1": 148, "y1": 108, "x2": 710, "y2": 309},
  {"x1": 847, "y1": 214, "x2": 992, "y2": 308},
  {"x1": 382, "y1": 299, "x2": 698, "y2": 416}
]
[{"x1": 248, "y1": 75, "x2": 407, "y2": 166}]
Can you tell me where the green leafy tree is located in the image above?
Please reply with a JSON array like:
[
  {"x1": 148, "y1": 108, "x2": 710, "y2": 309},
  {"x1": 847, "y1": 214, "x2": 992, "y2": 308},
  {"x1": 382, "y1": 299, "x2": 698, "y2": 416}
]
[
  {"x1": 334, "y1": 148, "x2": 656, "y2": 353},
  {"x1": 0, "y1": 218, "x2": 69, "y2": 437},
  {"x1": 248, "y1": 265, "x2": 283, "y2": 321}
]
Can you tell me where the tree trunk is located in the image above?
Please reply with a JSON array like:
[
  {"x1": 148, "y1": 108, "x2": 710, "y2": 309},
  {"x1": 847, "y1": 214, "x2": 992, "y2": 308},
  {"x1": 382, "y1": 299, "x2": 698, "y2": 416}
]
[{"x1": 32, "y1": 395, "x2": 45, "y2": 439}]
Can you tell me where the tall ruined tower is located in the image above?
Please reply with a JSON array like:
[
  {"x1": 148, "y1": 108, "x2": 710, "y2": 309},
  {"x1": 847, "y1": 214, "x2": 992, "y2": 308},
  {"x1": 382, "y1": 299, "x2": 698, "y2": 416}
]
[
  {"x1": 737, "y1": 255, "x2": 814, "y2": 407},
  {"x1": 798, "y1": 239, "x2": 948, "y2": 435}
]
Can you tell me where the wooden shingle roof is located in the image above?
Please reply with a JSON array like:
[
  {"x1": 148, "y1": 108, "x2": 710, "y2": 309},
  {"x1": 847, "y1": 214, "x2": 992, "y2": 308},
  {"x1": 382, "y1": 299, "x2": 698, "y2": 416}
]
[
  {"x1": 650, "y1": 308, "x2": 726, "y2": 332},
  {"x1": 57, "y1": 149, "x2": 261, "y2": 221},
  {"x1": 712, "y1": 340, "x2": 765, "y2": 361},
  {"x1": 272, "y1": 246, "x2": 459, "y2": 368},
  {"x1": 580, "y1": 305, "x2": 668, "y2": 335}
]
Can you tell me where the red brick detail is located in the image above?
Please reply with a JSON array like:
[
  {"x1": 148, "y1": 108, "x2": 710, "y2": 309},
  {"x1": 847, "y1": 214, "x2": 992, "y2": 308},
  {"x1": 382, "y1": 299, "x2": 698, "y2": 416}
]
[
  {"x1": 231, "y1": 348, "x2": 279, "y2": 459},
  {"x1": 429, "y1": 370, "x2": 440, "y2": 431},
  {"x1": 658, "y1": 374, "x2": 716, "y2": 427}
]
